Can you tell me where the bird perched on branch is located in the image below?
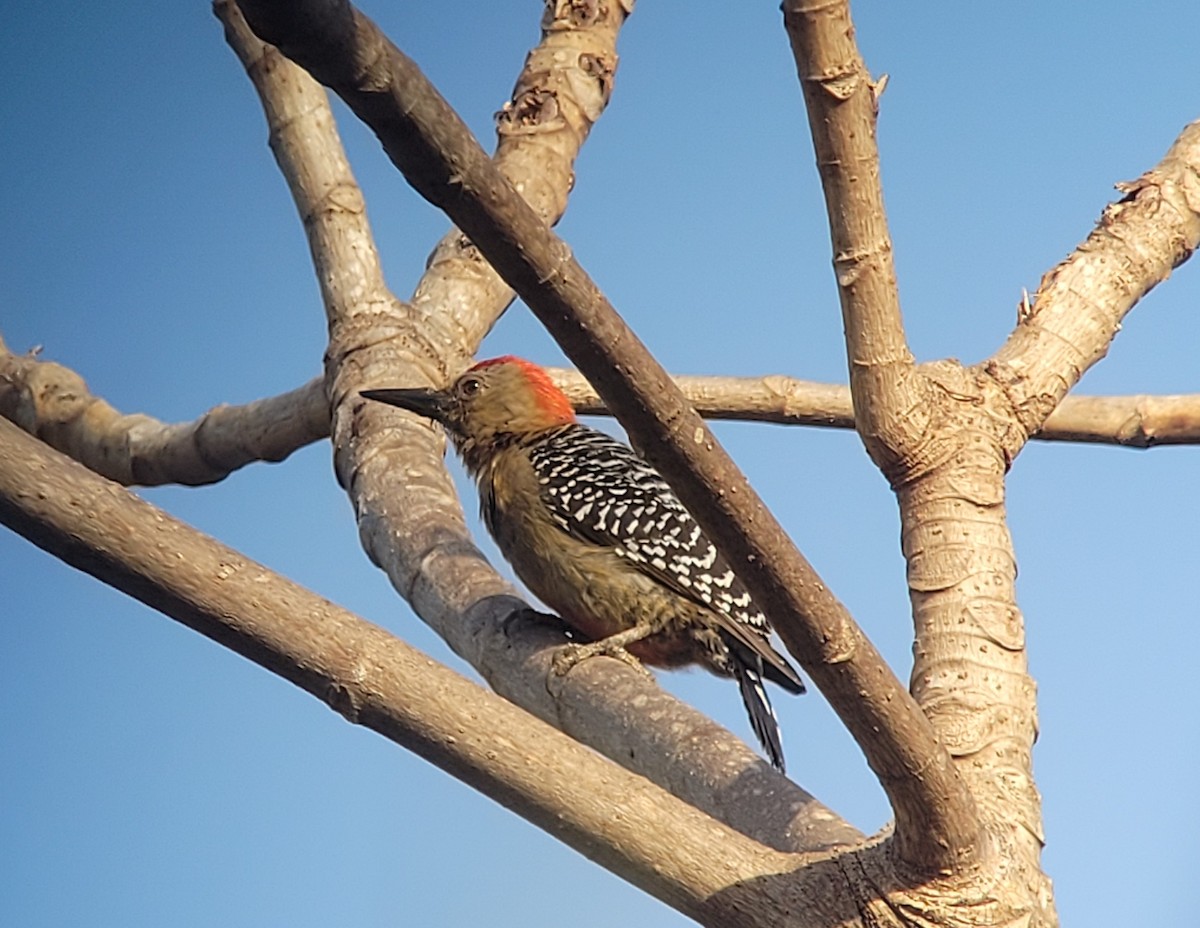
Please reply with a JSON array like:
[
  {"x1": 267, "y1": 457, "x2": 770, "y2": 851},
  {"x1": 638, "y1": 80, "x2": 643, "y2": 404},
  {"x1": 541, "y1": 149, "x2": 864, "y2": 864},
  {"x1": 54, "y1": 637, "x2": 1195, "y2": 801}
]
[{"x1": 361, "y1": 355, "x2": 804, "y2": 771}]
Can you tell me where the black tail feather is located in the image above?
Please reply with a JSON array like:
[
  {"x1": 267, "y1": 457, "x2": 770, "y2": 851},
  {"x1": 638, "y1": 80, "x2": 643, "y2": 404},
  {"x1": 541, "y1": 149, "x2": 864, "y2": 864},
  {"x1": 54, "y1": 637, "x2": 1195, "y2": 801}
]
[
  {"x1": 761, "y1": 652, "x2": 806, "y2": 695},
  {"x1": 734, "y1": 657, "x2": 787, "y2": 773}
]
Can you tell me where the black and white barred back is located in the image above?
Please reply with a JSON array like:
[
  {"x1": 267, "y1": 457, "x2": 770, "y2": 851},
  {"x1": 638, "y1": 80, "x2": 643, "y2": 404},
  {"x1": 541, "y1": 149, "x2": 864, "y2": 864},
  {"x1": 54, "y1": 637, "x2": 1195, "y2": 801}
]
[
  {"x1": 526, "y1": 423, "x2": 805, "y2": 768},
  {"x1": 530, "y1": 425, "x2": 768, "y2": 625}
]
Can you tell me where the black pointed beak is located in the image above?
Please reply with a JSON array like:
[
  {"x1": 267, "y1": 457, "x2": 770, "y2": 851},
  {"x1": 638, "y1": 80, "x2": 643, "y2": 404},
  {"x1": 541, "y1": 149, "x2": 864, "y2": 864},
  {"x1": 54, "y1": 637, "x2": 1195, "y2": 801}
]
[{"x1": 360, "y1": 387, "x2": 452, "y2": 424}]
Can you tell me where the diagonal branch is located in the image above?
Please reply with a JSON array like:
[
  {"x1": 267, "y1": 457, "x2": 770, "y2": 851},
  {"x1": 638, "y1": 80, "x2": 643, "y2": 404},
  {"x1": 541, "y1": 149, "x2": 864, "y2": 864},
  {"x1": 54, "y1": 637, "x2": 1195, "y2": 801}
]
[
  {"x1": 0, "y1": 416, "x2": 800, "y2": 925},
  {"x1": 410, "y1": 0, "x2": 626, "y2": 360},
  {"x1": 988, "y1": 121, "x2": 1200, "y2": 448},
  {"x1": 217, "y1": 0, "x2": 859, "y2": 853},
  {"x1": 235, "y1": 0, "x2": 979, "y2": 873}
]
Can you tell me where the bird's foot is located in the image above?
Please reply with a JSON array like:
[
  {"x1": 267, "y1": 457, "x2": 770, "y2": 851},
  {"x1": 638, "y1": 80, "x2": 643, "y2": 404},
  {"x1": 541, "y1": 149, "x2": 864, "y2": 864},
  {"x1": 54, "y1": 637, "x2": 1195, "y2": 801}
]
[{"x1": 552, "y1": 640, "x2": 655, "y2": 682}]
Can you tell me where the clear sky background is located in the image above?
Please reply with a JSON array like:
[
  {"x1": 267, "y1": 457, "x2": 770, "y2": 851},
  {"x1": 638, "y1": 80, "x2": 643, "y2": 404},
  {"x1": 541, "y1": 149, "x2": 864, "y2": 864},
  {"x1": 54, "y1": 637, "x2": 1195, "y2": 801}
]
[{"x1": 3, "y1": 3, "x2": 1198, "y2": 926}]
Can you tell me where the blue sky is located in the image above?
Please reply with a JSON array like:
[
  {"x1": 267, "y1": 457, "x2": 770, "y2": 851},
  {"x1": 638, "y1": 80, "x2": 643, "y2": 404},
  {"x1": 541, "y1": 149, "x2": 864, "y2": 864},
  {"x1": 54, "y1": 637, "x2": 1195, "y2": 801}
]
[{"x1": 2, "y1": 3, "x2": 1198, "y2": 926}]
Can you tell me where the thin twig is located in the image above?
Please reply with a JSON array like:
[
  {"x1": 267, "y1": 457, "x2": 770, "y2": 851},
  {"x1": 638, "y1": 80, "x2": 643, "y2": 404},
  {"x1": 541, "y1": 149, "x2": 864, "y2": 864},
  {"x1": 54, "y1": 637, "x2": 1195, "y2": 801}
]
[{"x1": 7, "y1": 336, "x2": 1196, "y2": 492}]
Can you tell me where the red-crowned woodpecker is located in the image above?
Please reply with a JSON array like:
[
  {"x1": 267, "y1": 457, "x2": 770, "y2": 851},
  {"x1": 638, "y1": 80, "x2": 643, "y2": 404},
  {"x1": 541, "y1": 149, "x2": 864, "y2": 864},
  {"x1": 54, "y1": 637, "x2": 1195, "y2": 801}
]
[{"x1": 362, "y1": 356, "x2": 804, "y2": 771}]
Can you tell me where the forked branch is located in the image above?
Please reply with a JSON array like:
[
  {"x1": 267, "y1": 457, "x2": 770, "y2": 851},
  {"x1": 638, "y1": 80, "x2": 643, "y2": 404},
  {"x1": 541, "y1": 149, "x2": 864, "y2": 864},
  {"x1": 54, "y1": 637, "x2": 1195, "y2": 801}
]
[
  {"x1": 218, "y1": 0, "x2": 857, "y2": 852},
  {"x1": 236, "y1": 0, "x2": 980, "y2": 874}
]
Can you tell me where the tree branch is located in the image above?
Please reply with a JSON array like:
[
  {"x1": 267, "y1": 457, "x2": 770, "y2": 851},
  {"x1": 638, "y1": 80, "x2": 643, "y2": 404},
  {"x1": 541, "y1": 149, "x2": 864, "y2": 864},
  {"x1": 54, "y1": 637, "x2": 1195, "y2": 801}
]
[
  {"x1": 0, "y1": 334, "x2": 326, "y2": 486},
  {"x1": 886, "y1": 124, "x2": 1197, "y2": 919},
  {"x1": 782, "y1": 0, "x2": 924, "y2": 475},
  {"x1": 1031, "y1": 391, "x2": 1200, "y2": 447},
  {"x1": 0, "y1": 416, "x2": 806, "y2": 925},
  {"x1": 217, "y1": 0, "x2": 858, "y2": 853},
  {"x1": 989, "y1": 120, "x2": 1200, "y2": 447},
  {"x1": 7, "y1": 334, "x2": 1193, "y2": 498},
  {"x1": 551, "y1": 368, "x2": 1200, "y2": 448},
  {"x1": 779, "y1": 0, "x2": 1193, "y2": 904},
  {"x1": 410, "y1": 0, "x2": 627, "y2": 361},
  {"x1": 235, "y1": 0, "x2": 979, "y2": 875}
]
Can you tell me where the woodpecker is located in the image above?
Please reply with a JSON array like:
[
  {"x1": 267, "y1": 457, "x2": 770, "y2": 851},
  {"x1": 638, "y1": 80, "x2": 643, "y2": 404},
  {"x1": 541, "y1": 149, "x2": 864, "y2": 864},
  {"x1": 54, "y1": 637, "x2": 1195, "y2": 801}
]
[{"x1": 362, "y1": 356, "x2": 804, "y2": 771}]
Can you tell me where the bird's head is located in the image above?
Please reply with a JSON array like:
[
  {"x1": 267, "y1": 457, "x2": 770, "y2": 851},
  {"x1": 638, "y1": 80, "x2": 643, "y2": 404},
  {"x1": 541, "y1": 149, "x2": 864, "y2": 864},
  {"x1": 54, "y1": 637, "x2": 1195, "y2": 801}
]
[{"x1": 361, "y1": 356, "x2": 576, "y2": 464}]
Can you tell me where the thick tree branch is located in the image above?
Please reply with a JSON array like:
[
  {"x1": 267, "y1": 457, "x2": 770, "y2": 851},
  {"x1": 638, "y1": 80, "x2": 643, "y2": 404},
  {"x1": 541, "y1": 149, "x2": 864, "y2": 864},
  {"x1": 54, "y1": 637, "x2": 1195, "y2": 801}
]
[
  {"x1": 777, "y1": 7, "x2": 1193, "y2": 916},
  {"x1": 217, "y1": 0, "x2": 858, "y2": 853},
  {"x1": 781, "y1": 0, "x2": 1044, "y2": 893},
  {"x1": 0, "y1": 417, "x2": 811, "y2": 925},
  {"x1": 9, "y1": 408, "x2": 1033, "y2": 928},
  {"x1": 235, "y1": 0, "x2": 979, "y2": 875},
  {"x1": 989, "y1": 121, "x2": 1200, "y2": 449},
  {"x1": 782, "y1": 0, "x2": 923, "y2": 473},
  {"x1": 891, "y1": 127, "x2": 1199, "y2": 921},
  {"x1": 411, "y1": 0, "x2": 626, "y2": 361}
]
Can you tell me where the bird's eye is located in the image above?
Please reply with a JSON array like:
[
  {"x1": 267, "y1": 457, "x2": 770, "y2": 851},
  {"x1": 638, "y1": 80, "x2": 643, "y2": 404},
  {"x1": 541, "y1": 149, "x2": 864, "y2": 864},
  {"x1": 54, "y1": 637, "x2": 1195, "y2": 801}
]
[{"x1": 459, "y1": 376, "x2": 482, "y2": 398}]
